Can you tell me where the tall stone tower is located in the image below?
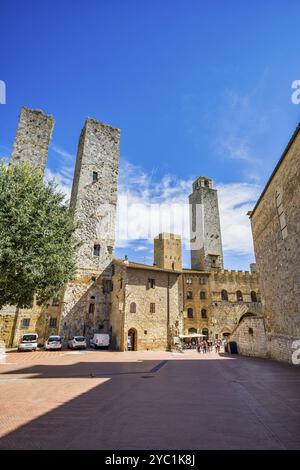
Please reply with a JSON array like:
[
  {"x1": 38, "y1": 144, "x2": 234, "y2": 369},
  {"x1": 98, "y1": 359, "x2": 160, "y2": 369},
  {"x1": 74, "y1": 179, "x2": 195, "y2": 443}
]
[
  {"x1": 11, "y1": 107, "x2": 54, "y2": 171},
  {"x1": 154, "y1": 233, "x2": 182, "y2": 271},
  {"x1": 60, "y1": 118, "x2": 120, "y2": 339},
  {"x1": 189, "y1": 176, "x2": 224, "y2": 271}
]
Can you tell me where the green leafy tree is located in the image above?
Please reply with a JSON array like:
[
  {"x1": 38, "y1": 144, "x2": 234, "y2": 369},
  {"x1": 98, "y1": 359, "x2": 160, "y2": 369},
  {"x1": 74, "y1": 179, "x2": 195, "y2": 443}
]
[{"x1": 0, "y1": 162, "x2": 79, "y2": 312}]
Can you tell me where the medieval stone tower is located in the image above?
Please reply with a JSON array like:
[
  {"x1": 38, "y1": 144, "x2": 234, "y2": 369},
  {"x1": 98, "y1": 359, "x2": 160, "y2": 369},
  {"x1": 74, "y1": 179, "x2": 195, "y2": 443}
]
[
  {"x1": 11, "y1": 106, "x2": 54, "y2": 171},
  {"x1": 60, "y1": 118, "x2": 120, "y2": 338},
  {"x1": 189, "y1": 176, "x2": 224, "y2": 271},
  {"x1": 154, "y1": 233, "x2": 182, "y2": 271}
]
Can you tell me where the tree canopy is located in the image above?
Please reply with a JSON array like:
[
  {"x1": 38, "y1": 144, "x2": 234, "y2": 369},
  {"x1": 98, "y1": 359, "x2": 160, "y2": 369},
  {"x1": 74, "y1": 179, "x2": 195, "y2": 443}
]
[{"x1": 0, "y1": 162, "x2": 79, "y2": 309}]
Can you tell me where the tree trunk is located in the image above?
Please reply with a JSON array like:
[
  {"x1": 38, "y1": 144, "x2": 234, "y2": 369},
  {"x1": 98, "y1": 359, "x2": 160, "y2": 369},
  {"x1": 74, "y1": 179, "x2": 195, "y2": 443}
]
[{"x1": 9, "y1": 306, "x2": 20, "y2": 348}]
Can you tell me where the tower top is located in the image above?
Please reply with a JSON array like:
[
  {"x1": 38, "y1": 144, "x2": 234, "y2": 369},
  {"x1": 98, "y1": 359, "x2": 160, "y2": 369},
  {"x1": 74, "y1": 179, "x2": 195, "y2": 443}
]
[{"x1": 192, "y1": 176, "x2": 213, "y2": 192}]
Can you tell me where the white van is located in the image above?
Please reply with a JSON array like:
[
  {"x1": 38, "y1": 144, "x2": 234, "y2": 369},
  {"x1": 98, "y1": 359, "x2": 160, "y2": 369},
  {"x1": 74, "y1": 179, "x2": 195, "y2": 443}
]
[
  {"x1": 18, "y1": 333, "x2": 38, "y2": 352},
  {"x1": 90, "y1": 333, "x2": 110, "y2": 350}
]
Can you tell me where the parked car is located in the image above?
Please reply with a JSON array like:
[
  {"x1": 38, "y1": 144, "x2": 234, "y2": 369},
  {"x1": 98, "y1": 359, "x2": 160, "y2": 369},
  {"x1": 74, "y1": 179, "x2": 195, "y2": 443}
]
[
  {"x1": 44, "y1": 335, "x2": 62, "y2": 351},
  {"x1": 90, "y1": 333, "x2": 110, "y2": 349},
  {"x1": 18, "y1": 333, "x2": 38, "y2": 352},
  {"x1": 68, "y1": 336, "x2": 87, "y2": 350}
]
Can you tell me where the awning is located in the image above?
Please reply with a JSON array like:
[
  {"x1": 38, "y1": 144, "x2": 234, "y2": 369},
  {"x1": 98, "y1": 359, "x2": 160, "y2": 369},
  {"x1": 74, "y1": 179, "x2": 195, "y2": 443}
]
[{"x1": 179, "y1": 334, "x2": 206, "y2": 339}]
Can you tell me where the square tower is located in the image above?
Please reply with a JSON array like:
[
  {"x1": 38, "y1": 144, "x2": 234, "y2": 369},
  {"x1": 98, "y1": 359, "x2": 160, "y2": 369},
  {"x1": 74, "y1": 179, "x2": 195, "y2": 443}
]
[
  {"x1": 70, "y1": 118, "x2": 120, "y2": 272},
  {"x1": 11, "y1": 107, "x2": 54, "y2": 171},
  {"x1": 154, "y1": 233, "x2": 182, "y2": 271},
  {"x1": 59, "y1": 118, "x2": 120, "y2": 340},
  {"x1": 189, "y1": 176, "x2": 224, "y2": 271}
]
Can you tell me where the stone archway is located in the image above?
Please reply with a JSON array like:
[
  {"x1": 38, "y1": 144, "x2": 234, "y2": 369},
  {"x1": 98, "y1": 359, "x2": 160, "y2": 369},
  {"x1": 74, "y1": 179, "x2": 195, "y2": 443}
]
[{"x1": 127, "y1": 328, "x2": 137, "y2": 351}]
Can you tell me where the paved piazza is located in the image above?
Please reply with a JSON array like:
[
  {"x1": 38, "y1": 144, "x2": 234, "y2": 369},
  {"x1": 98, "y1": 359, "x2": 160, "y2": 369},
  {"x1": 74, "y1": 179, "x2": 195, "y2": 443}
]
[{"x1": 0, "y1": 349, "x2": 300, "y2": 450}]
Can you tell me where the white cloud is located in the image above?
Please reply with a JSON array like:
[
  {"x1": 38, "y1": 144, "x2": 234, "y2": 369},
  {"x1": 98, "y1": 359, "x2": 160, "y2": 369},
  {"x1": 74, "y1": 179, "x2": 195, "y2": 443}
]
[
  {"x1": 217, "y1": 182, "x2": 261, "y2": 255},
  {"x1": 47, "y1": 147, "x2": 260, "y2": 266},
  {"x1": 117, "y1": 160, "x2": 261, "y2": 262}
]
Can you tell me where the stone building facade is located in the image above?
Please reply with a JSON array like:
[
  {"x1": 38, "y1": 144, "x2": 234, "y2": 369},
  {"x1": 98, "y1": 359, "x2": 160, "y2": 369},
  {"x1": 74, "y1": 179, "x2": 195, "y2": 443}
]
[
  {"x1": 110, "y1": 261, "x2": 183, "y2": 351},
  {"x1": 0, "y1": 106, "x2": 262, "y2": 351},
  {"x1": 247, "y1": 123, "x2": 300, "y2": 363},
  {"x1": 182, "y1": 267, "x2": 261, "y2": 341}
]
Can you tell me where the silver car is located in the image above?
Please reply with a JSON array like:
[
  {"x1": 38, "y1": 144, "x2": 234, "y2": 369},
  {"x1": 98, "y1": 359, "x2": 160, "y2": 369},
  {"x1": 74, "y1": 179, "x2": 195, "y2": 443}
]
[
  {"x1": 44, "y1": 335, "x2": 62, "y2": 351},
  {"x1": 68, "y1": 336, "x2": 87, "y2": 350}
]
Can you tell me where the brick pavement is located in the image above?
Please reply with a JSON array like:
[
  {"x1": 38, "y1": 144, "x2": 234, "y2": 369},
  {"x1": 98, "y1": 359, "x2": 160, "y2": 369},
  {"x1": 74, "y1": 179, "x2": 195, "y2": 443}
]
[{"x1": 0, "y1": 350, "x2": 300, "y2": 449}]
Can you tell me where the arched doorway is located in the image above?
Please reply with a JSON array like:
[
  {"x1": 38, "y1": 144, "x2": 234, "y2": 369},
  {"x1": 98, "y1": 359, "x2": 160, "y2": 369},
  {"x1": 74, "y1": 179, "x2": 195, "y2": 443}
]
[
  {"x1": 202, "y1": 328, "x2": 209, "y2": 340},
  {"x1": 127, "y1": 328, "x2": 137, "y2": 351},
  {"x1": 188, "y1": 328, "x2": 197, "y2": 334},
  {"x1": 222, "y1": 332, "x2": 230, "y2": 339}
]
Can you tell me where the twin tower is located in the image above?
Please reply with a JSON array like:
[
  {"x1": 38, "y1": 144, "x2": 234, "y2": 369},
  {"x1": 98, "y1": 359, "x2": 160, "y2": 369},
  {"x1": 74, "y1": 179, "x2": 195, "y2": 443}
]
[{"x1": 11, "y1": 106, "x2": 224, "y2": 277}]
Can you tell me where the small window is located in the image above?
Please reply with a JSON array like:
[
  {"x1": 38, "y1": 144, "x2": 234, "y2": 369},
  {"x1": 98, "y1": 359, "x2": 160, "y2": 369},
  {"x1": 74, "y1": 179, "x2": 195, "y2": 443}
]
[
  {"x1": 91, "y1": 276, "x2": 97, "y2": 283},
  {"x1": 275, "y1": 191, "x2": 288, "y2": 239},
  {"x1": 21, "y1": 318, "x2": 30, "y2": 328},
  {"x1": 92, "y1": 171, "x2": 98, "y2": 182},
  {"x1": 130, "y1": 302, "x2": 136, "y2": 313},
  {"x1": 200, "y1": 291, "x2": 206, "y2": 300},
  {"x1": 221, "y1": 289, "x2": 228, "y2": 301},
  {"x1": 251, "y1": 291, "x2": 258, "y2": 303},
  {"x1": 93, "y1": 244, "x2": 101, "y2": 257},
  {"x1": 49, "y1": 318, "x2": 57, "y2": 328},
  {"x1": 186, "y1": 278, "x2": 192, "y2": 285},
  {"x1": 187, "y1": 308, "x2": 193, "y2": 318},
  {"x1": 236, "y1": 290, "x2": 243, "y2": 302},
  {"x1": 150, "y1": 302, "x2": 155, "y2": 313},
  {"x1": 103, "y1": 280, "x2": 113, "y2": 293},
  {"x1": 148, "y1": 278, "x2": 156, "y2": 289},
  {"x1": 88, "y1": 303, "x2": 95, "y2": 314},
  {"x1": 187, "y1": 291, "x2": 193, "y2": 300},
  {"x1": 248, "y1": 327, "x2": 254, "y2": 335},
  {"x1": 199, "y1": 277, "x2": 206, "y2": 285},
  {"x1": 201, "y1": 309, "x2": 207, "y2": 319},
  {"x1": 52, "y1": 297, "x2": 60, "y2": 307}
]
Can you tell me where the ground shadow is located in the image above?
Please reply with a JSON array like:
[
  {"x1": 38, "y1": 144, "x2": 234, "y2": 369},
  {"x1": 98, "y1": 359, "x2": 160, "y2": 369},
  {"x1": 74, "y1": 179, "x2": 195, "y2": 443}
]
[{"x1": 1, "y1": 355, "x2": 300, "y2": 450}]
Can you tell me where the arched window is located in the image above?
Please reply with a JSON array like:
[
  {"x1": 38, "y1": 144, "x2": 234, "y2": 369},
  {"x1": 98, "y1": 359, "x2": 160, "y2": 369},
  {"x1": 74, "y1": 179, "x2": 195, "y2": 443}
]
[
  {"x1": 251, "y1": 291, "x2": 258, "y2": 303},
  {"x1": 202, "y1": 328, "x2": 209, "y2": 339},
  {"x1": 236, "y1": 290, "x2": 243, "y2": 302},
  {"x1": 88, "y1": 303, "x2": 95, "y2": 314},
  {"x1": 200, "y1": 291, "x2": 206, "y2": 300},
  {"x1": 188, "y1": 328, "x2": 197, "y2": 334},
  {"x1": 187, "y1": 308, "x2": 193, "y2": 319},
  {"x1": 221, "y1": 289, "x2": 228, "y2": 301},
  {"x1": 187, "y1": 291, "x2": 193, "y2": 299},
  {"x1": 130, "y1": 302, "x2": 136, "y2": 313},
  {"x1": 201, "y1": 309, "x2": 207, "y2": 319}
]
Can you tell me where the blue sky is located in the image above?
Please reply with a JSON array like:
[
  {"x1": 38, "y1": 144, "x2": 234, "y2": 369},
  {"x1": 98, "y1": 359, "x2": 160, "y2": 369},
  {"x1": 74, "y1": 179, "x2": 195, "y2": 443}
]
[{"x1": 1, "y1": 0, "x2": 300, "y2": 269}]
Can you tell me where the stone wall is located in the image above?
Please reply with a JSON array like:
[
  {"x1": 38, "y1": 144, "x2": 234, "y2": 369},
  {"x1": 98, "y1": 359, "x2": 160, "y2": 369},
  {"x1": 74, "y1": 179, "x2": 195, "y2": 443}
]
[
  {"x1": 229, "y1": 316, "x2": 268, "y2": 358},
  {"x1": 11, "y1": 106, "x2": 54, "y2": 171},
  {"x1": 250, "y1": 125, "x2": 300, "y2": 363}
]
